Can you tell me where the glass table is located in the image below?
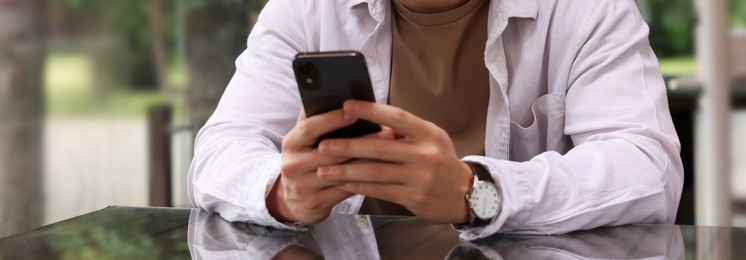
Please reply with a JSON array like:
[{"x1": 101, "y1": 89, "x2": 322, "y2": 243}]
[{"x1": 1, "y1": 206, "x2": 744, "y2": 259}]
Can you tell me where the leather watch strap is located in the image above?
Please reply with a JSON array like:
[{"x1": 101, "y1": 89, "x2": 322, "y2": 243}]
[
  {"x1": 465, "y1": 162, "x2": 496, "y2": 226},
  {"x1": 467, "y1": 162, "x2": 494, "y2": 183}
]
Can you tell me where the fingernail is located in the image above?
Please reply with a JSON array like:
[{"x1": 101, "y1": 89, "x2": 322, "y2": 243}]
[
  {"x1": 378, "y1": 130, "x2": 393, "y2": 139},
  {"x1": 345, "y1": 100, "x2": 359, "y2": 114},
  {"x1": 343, "y1": 112, "x2": 354, "y2": 122},
  {"x1": 319, "y1": 140, "x2": 334, "y2": 152},
  {"x1": 319, "y1": 166, "x2": 337, "y2": 179},
  {"x1": 317, "y1": 166, "x2": 329, "y2": 177}
]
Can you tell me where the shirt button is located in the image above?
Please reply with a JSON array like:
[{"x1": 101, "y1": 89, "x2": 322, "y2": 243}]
[{"x1": 357, "y1": 216, "x2": 369, "y2": 228}]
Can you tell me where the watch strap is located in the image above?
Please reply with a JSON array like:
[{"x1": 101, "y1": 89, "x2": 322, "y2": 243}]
[
  {"x1": 467, "y1": 162, "x2": 494, "y2": 183},
  {"x1": 465, "y1": 162, "x2": 496, "y2": 226}
]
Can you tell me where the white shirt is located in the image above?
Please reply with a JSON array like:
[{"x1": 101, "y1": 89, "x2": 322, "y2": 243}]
[
  {"x1": 188, "y1": 0, "x2": 684, "y2": 241},
  {"x1": 188, "y1": 209, "x2": 684, "y2": 259},
  {"x1": 452, "y1": 225, "x2": 684, "y2": 259},
  {"x1": 188, "y1": 210, "x2": 380, "y2": 259}
]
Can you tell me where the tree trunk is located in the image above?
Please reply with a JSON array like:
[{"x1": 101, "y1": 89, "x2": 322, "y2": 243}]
[
  {"x1": 148, "y1": 0, "x2": 173, "y2": 102},
  {"x1": 186, "y1": 1, "x2": 252, "y2": 137},
  {"x1": 0, "y1": 0, "x2": 45, "y2": 237}
]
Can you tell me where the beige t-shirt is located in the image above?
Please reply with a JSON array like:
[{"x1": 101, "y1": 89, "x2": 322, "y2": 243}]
[
  {"x1": 359, "y1": 0, "x2": 491, "y2": 216},
  {"x1": 389, "y1": 0, "x2": 490, "y2": 158}
]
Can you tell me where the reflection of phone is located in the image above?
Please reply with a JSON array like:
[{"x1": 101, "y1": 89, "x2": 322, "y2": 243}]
[{"x1": 293, "y1": 51, "x2": 381, "y2": 142}]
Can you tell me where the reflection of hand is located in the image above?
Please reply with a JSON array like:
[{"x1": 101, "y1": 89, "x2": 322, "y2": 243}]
[
  {"x1": 273, "y1": 245, "x2": 323, "y2": 260},
  {"x1": 317, "y1": 100, "x2": 473, "y2": 224},
  {"x1": 267, "y1": 109, "x2": 358, "y2": 224},
  {"x1": 188, "y1": 210, "x2": 311, "y2": 260},
  {"x1": 446, "y1": 244, "x2": 490, "y2": 260}
]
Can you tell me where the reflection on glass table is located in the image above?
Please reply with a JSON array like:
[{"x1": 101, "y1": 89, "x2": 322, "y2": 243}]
[
  {"x1": 189, "y1": 210, "x2": 684, "y2": 259},
  {"x1": 1, "y1": 206, "x2": 745, "y2": 259}
]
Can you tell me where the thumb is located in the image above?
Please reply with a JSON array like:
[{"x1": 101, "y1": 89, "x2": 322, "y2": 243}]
[{"x1": 296, "y1": 107, "x2": 307, "y2": 123}]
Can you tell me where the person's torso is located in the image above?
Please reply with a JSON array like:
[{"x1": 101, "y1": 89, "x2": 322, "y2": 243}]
[{"x1": 290, "y1": 0, "x2": 590, "y2": 161}]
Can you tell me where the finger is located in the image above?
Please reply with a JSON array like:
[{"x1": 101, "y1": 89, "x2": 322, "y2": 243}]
[
  {"x1": 318, "y1": 137, "x2": 420, "y2": 163},
  {"x1": 317, "y1": 161, "x2": 412, "y2": 184},
  {"x1": 343, "y1": 100, "x2": 428, "y2": 137},
  {"x1": 284, "y1": 109, "x2": 357, "y2": 148},
  {"x1": 281, "y1": 150, "x2": 350, "y2": 178},
  {"x1": 335, "y1": 182, "x2": 409, "y2": 205},
  {"x1": 308, "y1": 187, "x2": 354, "y2": 211},
  {"x1": 284, "y1": 169, "x2": 353, "y2": 195},
  {"x1": 355, "y1": 125, "x2": 397, "y2": 140},
  {"x1": 376, "y1": 126, "x2": 400, "y2": 140},
  {"x1": 292, "y1": 187, "x2": 352, "y2": 225}
]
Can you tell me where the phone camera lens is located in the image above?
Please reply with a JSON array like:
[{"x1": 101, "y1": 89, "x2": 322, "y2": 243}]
[
  {"x1": 296, "y1": 60, "x2": 321, "y2": 91},
  {"x1": 299, "y1": 61, "x2": 315, "y2": 75}
]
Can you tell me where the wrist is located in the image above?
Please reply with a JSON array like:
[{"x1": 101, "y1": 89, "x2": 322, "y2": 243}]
[
  {"x1": 267, "y1": 176, "x2": 295, "y2": 223},
  {"x1": 455, "y1": 161, "x2": 474, "y2": 224},
  {"x1": 458, "y1": 161, "x2": 502, "y2": 227}
]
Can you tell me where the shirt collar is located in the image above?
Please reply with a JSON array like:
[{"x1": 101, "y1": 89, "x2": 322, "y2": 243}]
[
  {"x1": 349, "y1": 0, "x2": 538, "y2": 23},
  {"x1": 487, "y1": 0, "x2": 538, "y2": 43},
  {"x1": 500, "y1": 0, "x2": 538, "y2": 19},
  {"x1": 349, "y1": 0, "x2": 537, "y2": 44},
  {"x1": 349, "y1": 0, "x2": 386, "y2": 22}
]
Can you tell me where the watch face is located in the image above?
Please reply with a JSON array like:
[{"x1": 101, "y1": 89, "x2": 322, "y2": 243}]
[{"x1": 468, "y1": 182, "x2": 500, "y2": 220}]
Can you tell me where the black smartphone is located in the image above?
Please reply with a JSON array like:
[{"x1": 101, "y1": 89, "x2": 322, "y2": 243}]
[{"x1": 292, "y1": 51, "x2": 381, "y2": 142}]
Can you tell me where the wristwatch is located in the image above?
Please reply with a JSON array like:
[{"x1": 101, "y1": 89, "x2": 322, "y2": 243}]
[{"x1": 463, "y1": 162, "x2": 502, "y2": 226}]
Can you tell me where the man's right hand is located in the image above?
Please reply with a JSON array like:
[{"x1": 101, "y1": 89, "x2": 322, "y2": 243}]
[{"x1": 267, "y1": 109, "x2": 358, "y2": 224}]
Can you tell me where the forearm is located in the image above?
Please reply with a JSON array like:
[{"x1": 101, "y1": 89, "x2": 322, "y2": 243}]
[
  {"x1": 460, "y1": 132, "x2": 683, "y2": 239},
  {"x1": 188, "y1": 122, "x2": 302, "y2": 229}
]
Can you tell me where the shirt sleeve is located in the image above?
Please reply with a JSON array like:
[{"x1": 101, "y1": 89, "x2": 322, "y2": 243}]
[
  {"x1": 187, "y1": 209, "x2": 307, "y2": 259},
  {"x1": 453, "y1": 225, "x2": 684, "y2": 259},
  {"x1": 187, "y1": 0, "x2": 330, "y2": 230},
  {"x1": 458, "y1": 0, "x2": 683, "y2": 240}
]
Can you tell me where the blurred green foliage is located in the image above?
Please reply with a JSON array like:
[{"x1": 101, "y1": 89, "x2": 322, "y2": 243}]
[
  {"x1": 733, "y1": 0, "x2": 746, "y2": 27},
  {"x1": 49, "y1": 0, "x2": 746, "y2": 69},
  {"x1": 46, "y1": 0, "x2": 266, "y2": 117},
  {"x1": 41, "y1": 207, "x2": 190, "y2": 260},
  {"x1": 642, "y1": 0, "x2": 695, "y2": 58},
  {"x1": 642, "y1": 0, "x2": 746, "y2": 58},
  {"x1": 48, "y1": 224, "x2": 162, "y2": 260},
  {"x1": 659, "y1": 56, "x2": 696, "y2": 76},
  {"x1": 56, "y1": 0, "x2": 266, "y2": 59},
  {"x1": 42, "y1": 0, "x2": 741, "y2": 117},
  {"x1": 55, "y1": 0, "x2": 164, "y2": 89},
  {"x1": 44, "y1": 51, "x2": 181, "y2": 118}
]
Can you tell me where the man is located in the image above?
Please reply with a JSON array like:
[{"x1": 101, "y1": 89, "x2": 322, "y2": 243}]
[{"x1": 188, "y1": 0, "x2": 684, "y2": 241}]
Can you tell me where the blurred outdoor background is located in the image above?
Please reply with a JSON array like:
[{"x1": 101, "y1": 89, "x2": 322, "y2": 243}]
[{"x1": 0, "y1": 0, "x2": 745, "y2": 239}]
